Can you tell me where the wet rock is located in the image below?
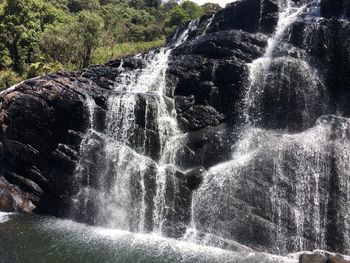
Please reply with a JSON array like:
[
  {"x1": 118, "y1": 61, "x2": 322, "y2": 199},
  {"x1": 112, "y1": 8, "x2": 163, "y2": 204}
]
[
  {"x1": 173, "y1": 30, "x2": 268, "y2": 62},
  {"x1": 51, "y1": 148, "x2": 76, "y2": 173},
  {"x1": 3, "y1": 172, "x2": 43, "y2": 198},
  {"x1": 4, "y1": 140, "x2": 41, "y2": 166},
  {"x1": 299, "y1": 253, "x2": 350, "y2": 263},
  {"x1": 299, "y1": 254, "x2": 327, "y2": 263},
  {"x1": 0, "y1": 71, "x2": 113, "y2": 214},
  {"x1": 160, "y1": 166, "x2": 193, "y2": 238},
  {"x1": 24, "y1": 166, "x2": 49, "y2": 187},
  {"x1": 66, "y1": 130, "x2": 84, "y2": 149},
  {"x1": 329, "y1": 255, "x2": 350, "y2": 263},
  {"x1": 175, "y1": 95, "x2": 195, "y2": 113},
  {"x1": 321, "y1": 0, "x2": 350, "y2": 19},
  {"x1": 202, "y1": 0, "x2": 279, "y2": 34},
  {"x1": 175, "y1": 124, "x2": 232, "y2": 170},
  {"x1": 178, "y1": 105, "x2": 225, "y2": 131},
  {"x1": 0, "y1": 177, "x2": 36, "y2": 213},
  {"x1": 184, "y1": 166, "x2": 205, "y2": 191}
]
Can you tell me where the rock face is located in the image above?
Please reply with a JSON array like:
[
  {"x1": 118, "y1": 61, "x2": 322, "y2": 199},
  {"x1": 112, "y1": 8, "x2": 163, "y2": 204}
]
[
  {"x1": 1, "y1": 0, "x2": 350, "y2": 257},
  {"x1": 299, "y1": 251, "x2": 350, "y2": 263},
  {"x1": 0, "y1": 61, "x2": 140, "y2": 216}
]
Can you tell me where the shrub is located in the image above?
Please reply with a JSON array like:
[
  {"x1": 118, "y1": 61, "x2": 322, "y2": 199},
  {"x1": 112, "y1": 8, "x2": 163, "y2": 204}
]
[{"x1": 0, "y1": 70, "x2": 22, "y2": 90}]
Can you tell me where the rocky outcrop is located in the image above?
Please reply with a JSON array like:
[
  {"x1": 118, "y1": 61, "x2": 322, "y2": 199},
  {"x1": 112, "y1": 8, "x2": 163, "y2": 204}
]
[
  {"x1": 167, "y1": 0, "x2": 350, "y2": 255},
  {"x1": 0, "y1": 61, "x2": 143, "y2": 215},
  {"x1": 299, "y1": 252, "x2": 350, "y2": 263}
]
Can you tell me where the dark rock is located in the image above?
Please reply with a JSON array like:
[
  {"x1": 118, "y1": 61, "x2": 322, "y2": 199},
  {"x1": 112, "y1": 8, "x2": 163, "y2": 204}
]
[
  {"x1": 329, "y1": 255, "x2": 350, "y2": 263},
  {"x1": 175, "y1": 95, "x2": 195, "y2": 113},
  {"x1": 177, "y1": 105, "x2": 225, "y2": 131},
  {"x1": 4, "y1": 140, "x2": 41, "y2": 166},
  {"x1": 57, "y1": 144, "x2": 79, "y2": 161},
  {"x1": 66, "y1": 130, "x2": 84, "y2": 149},
  {"x1": 299, "y1": 254, "x2": 327, "y2": 263},
  {"x1": 299, "y1": 253, "x2": 350, "y2": 263},
  {"x1": 51, "y1": 148, "x2": 77, "y2": 172},
  {"x1": 93, "y1": 106, "x2": 107, "y2": 132},
  {"x1": 175, "y1": 124, "x2": 232, "y2": 170},
  {"x1": 24, "y1": 166, "x2": 49, "y2": 187},
  {"x1": 184, "y1": 166, "x2": 205, "y2": 191},
  {"x1": 3, "y1": 172, "x2": 43, "y2": 198},
  {"x1": 205, "y1": 0, "x2": 274, "y2": 34},
  {"x1": 0, "y1": 177, "x2": 36, "y2": 213},
  {"x1": 321, "y1": 0, "x2": 350, "y2": 19},
  {"x1": 172, "y1": 30, "x2": 268, "y2": 62},
  {"x1": 160, "y1": 166, "x2": 193, "y2": 238},
  {"x1": 122, "y1": 57, "x2": 147, "y2": 70}
]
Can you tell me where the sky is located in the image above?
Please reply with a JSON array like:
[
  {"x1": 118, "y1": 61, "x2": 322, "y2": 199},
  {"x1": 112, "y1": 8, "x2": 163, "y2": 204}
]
[{"x1": 189, "y1": 0, "x2": 235, "y2": 7}]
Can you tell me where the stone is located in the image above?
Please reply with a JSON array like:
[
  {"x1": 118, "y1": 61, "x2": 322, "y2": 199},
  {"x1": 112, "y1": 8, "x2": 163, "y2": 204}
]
[
  {"x1": 329, "y1": 255, "x2": 350, "y2": 263},
  {"x1": 184, "y1": 166, "x2": 205, "y2": 191},
  {"x1": 177, "y1": 105, "x2": 225, "y2": 131},
  {"x1": 299, "y1": 254, "x2": 327, "y2": 263},
  {"x1": 175, "y1": 95, "x2": 195, "y2": 113},
  {"x1": 321, "y1": 0, "x2": 350, "y2": 19}
]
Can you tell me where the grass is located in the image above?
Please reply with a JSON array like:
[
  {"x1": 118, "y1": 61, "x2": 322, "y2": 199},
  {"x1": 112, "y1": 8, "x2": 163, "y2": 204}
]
[
  {"x1": 0, "y1": 39, "x2": 166, "y2": 90},
  {"x1": 91, "y1": 38, "x2": 166, "y2": 65}
]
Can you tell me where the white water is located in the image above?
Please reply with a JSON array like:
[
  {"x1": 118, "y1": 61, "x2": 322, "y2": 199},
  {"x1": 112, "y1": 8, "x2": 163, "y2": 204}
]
[
  {"x1": 243, "y1": 0, "x2": 325, "y2": 126},
  {"x1": 187, "y1": 0, "x2": 344, "y2": 254},
  {"x1": 67, "y1": 0, "x2": 350, "y2": 255},
  {"x1": 0, "y1": 212, "x2": 13, "y2": 223},
  {"x1": 71, "y1": 20, "x2": 198, "y2": 232},
  {"x1": 202, "y1": 14, "x2": 215, "y2": 36}
]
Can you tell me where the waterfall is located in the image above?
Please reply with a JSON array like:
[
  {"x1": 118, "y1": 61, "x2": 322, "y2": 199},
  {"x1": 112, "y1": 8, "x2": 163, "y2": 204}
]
[
  {"x1": 188, "y1": 0, "x2": 350, "y2": 254},
  {"x1": 68, "y1": 0, "x2": 350, "y2": 255},
  {"x1": 243, "y1": 0, "x2": 326, "y2": 129},
  {"x1": 70, "y1": 21, "x2": 197, "y2": 232}
]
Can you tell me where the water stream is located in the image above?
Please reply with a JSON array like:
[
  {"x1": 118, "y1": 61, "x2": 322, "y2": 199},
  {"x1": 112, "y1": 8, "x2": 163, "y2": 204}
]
[
  {"x1": 188, "y1": 0, "x2": 349, "y2": 255},
  {"x1": 70, "y1": 20, "x2": 198, "y2": 232}
]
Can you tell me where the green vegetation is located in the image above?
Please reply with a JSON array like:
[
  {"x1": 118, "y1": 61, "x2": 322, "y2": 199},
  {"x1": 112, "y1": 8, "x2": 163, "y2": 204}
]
[
  {"x1": 0, "y1": 0, "x2": 215, "y2": 90},
  {"x1": 92, "y1": 39, "x2": 165, "y2": 65}
]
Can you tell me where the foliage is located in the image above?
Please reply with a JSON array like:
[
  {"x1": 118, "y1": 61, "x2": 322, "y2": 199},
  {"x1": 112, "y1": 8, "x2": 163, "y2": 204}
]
[
  {"x1": 201, "y1": 3, "x2": 222, "y2": 13},
  {"x1": 0, "y1": 0, "x2": 208, "y2": 85},
  {"x1": 0, "y1": 69, "x2": 21, "y2": 90},
  {"x1": 75, "y1": 11, "x2": 104, "y2": 67},
  {"x1": 92, "y1": 38, "x2": 165, "y2": 65},
  {"x1": 0, "y1": 0, "x2": 46, "y2": 72},
  {"x1": 164, "y1": 0, "x2": 203, "y2": 33},
  {"x1": 67, "y1": 0, "x2": 100, "y2": 13}
]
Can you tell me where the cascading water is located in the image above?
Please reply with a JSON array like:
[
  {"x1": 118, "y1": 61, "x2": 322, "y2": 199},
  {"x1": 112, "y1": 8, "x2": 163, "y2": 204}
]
[
  {"x1": 243, "y1": 0, "x2": 326, "y2": 129},
  {"x1": 188, "y1": 0, "x2": 350, "y2": 255},
  {"x1": 68, "y1": 0, "x2": 350, "y2": 256},
  {"x1": 71, "y1": 21, "x2": 197, "y2": 232}
]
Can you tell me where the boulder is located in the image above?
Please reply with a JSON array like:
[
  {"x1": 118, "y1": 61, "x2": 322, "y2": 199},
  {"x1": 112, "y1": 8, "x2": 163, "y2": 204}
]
[{"x1": 299, "y1": 254, "x2": 327, "y2": 263}]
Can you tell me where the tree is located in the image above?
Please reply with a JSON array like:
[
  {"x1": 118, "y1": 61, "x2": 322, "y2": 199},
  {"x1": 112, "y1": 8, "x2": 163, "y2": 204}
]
[
  {"x1": 0, "y1": 0, "x2": 44, "y2": 72},
  {"x1": 67, "y1": 0, "x2": 100, "y2": 13},
  {"x1": 201, "y1": 3, "x2": 221, "y2": 13},
  {"x1": 75, "y1": 11, "x2": 104, "y2": 68},
  {"x1": 0, "y1": 0, "x2": 204, "y2": 81},
  {"x1": 181, "y1": 0, "x2": 203, "y2": 19},
  {"x1": 164, "y1": 0, "x2": 203, "y2": 32},
  {"x1": 40, "y1": 23, "x2": 79, "y2": 66},
  {"x1": 145, "y1": 0, "x2": 161, "y2": 8},
  {"x1": 0, "y1": 0, "x2": 65, "y2": 73}
]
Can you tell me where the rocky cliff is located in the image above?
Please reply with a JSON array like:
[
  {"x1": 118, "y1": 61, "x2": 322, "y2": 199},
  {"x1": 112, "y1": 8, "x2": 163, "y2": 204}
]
[{"x1": 0, "y1": 0, "x2": 350, "y2": 257}]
